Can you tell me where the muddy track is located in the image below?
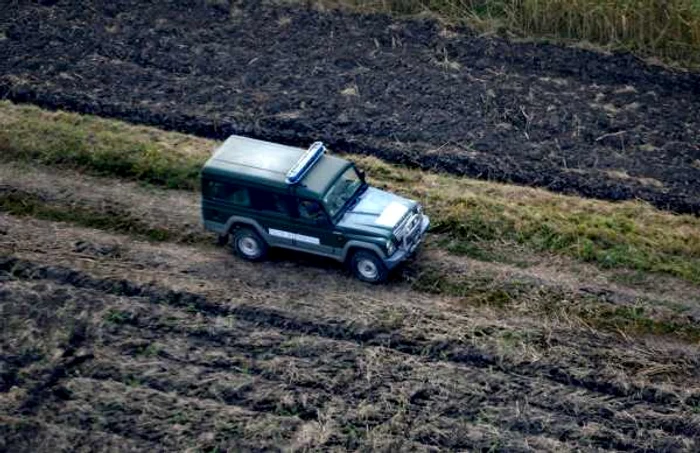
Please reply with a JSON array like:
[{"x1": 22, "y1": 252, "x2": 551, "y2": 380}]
[
  {"x1": 3, "y1": 264, "x2": 700, "y2": 451},
  {"x1": 4, "y1": 160, "x2": 700, "y2": 313},
  {"x1": 1, "y1": 0, "x2": 699, "y2": 214},
  {"x1": 3, "y1": 209, "x2": 700, "y2": 449},
  {"x1": 3, "y1": 255, "x2": 696, "y2": 407}
]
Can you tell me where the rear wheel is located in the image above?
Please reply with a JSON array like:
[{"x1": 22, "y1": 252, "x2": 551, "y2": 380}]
[
  {"x1": 350, "y1": 250, "x2": 388, "y2": 284},
  {"x1": 230, "y1": 228, "x2": 268, "y2": 261}
]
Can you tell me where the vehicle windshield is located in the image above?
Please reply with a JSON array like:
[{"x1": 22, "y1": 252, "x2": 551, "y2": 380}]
[{"x1": 323, "y1": 166, "x2": 363, "y2": 217}]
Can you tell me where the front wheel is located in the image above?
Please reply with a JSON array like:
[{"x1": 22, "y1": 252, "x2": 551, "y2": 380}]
[
  {"x1": 230, "y1": 228, "x2": 268, "y2": 261},
  {"x1": 350, "y1": 250, "x2": 388, "y2": 284}
]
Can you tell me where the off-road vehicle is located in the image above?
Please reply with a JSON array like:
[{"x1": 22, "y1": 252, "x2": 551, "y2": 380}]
[{"x1": 201, "y1": 135, "x2": 429, "y2": 283}]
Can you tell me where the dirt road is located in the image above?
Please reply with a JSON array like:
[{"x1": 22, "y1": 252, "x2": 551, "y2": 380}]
[{"x1": 2, "y1": 163, "x2": 700, "y2": 451}]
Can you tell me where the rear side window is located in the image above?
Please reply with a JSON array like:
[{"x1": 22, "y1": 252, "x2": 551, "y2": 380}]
[
  {"x1": 204, "y1": 180, "x2": 250, "y2": 206},
  {"x1": 250, "y1": 189, "x2": 292, "y2": 216}
]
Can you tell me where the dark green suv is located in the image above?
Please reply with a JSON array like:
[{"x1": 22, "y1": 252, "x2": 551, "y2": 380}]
[{"x1": 201, "y1": 135, "x2": 429, "y2": 283}]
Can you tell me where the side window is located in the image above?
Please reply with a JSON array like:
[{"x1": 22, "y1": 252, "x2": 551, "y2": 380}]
[
  {"x1": 250, "y1": 189, "x2": 292, "y2": 216},
  {"x1": 232, "y1": 187, "x2": 250, "y2": 206},
  {"x1": 298, "y1": 199, "x2": 325, "y2": 222},
  {"x1": 204, "y1": 180, "x2": 250, "y2": 207}
]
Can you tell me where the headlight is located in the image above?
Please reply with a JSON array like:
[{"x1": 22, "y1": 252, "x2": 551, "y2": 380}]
[{"x1": 386, "y1": 240, "x2": 396, "y2": 256}]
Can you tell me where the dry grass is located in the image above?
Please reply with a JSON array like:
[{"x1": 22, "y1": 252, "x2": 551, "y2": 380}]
[
  {"x1": 0, "y1": 102, "x2": 209, "y2": 190},
  {"x1": 409, "y1": 263, "x2": 700, "y2": 343},
  {"x1": 3, "y1": 213, "x2": 699, "y2": 370},
  {"x1": 301, "y1": 0, "x2": 700, "y2": 67}
]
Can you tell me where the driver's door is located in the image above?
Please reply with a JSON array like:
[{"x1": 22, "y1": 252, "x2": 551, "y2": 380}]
[{"x1": 291, "y1": 199, "x2": 344, "y2": 257}]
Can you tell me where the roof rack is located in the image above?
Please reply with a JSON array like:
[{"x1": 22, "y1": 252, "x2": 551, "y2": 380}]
[{"x1": 285, "y1": 141, "x2": 326, "y2": 184}]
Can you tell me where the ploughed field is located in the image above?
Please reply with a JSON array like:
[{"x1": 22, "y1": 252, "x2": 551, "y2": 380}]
[
  {"x1": 2, "y1": 131, "x2": 700, "y2": 450},
  {"x1": 1, "y1": 0, "x2": 700, "y2": 213}
]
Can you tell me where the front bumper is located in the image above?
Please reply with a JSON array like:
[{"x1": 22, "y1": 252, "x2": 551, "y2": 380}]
[{"x1": 384, "y1": 214, "x2": 430, "y2": 270}]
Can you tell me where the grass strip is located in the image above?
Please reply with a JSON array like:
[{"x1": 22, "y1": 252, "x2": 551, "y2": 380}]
[
  {"x1": 1, "y1": 101, "x2": 699, "y2": 283},
  {"x1": 0, "y1": 103, "x2": 204, "y2": 190},
  {"x1": 411, "y1": 267, "x2": 700, "y2": 343}
]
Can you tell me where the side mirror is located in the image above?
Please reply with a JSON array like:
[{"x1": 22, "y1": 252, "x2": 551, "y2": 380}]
[{"x1": 358, "y1": 168, "x2": 366, "y2": 181}]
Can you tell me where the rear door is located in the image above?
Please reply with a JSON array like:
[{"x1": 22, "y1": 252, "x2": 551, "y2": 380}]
[
  {"x1": 247, "y1": 188, "x2": 296, "y2": 248},
  {"x1": 201, "y1": 179, "x2": 251, "y2": 228}
]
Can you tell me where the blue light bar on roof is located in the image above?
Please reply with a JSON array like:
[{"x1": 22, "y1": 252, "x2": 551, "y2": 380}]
[{"x1": 285, "y1": 141, "x2": 326, "y2": 184}]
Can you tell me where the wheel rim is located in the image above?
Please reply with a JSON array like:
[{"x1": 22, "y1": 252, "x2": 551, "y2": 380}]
[
  {"x1": 357, "y1": 258, "x2": 379, "y2": 280},
  {"x1": 238, "y1": 236, "x2": 260, "y2": 258}
]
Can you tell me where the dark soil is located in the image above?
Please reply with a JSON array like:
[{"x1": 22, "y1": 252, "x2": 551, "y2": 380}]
[
  {"x1": 1, "y1": 0, "x2": 699, "y2": 213},
  {"x1": 3, "y1": 255, "x2": 700, "y2": 451}
]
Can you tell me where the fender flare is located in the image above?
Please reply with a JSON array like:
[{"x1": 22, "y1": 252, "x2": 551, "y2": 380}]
[
  {"x1": 223, "y1": 216, "x2": 268, "y2": 239},
  {"x1": 341, "y1": 240, "x2": 387, "y2": 262}
]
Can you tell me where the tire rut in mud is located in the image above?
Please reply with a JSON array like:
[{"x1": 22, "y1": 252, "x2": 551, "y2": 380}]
[
  {"x1": 0, "y1": 416, "x2": 164, "y2": 453},
  {"x1": 1, "y1": 0, "x2": 699, "y2": 213}
]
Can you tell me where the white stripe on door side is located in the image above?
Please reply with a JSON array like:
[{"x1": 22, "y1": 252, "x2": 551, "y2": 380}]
[{"x1": 268, "y1": 228, "x2": 320, "y2": 245}]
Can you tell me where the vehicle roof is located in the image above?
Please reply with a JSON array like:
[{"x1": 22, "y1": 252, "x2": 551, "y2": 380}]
[{"x1": 202, "y1": 135, "x2": 350, "y2": 199}]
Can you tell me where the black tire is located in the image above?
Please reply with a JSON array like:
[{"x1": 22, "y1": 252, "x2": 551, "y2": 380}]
[
  {"x1": 350, "y1": 250, "x2": 388, "y2": 284},
  {"x1": 230, "y1": 228, "x2": 268, "y2": 261}
]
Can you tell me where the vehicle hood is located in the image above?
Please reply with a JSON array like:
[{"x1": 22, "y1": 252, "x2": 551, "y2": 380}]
[{"x1": 336, "y1": 187, "x2": 416, "y2": 236}]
